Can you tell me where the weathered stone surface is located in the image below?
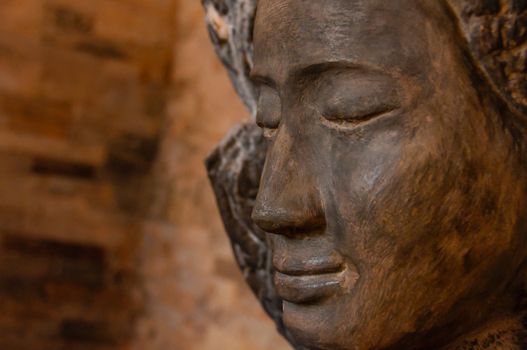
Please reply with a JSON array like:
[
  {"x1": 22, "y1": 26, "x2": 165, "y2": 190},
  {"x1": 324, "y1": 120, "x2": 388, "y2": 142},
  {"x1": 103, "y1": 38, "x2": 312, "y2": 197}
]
[
  {"x1": 202, "y1": 0, "x2": 527, "y2": 349},
  {"x1": 202, "y1": 0, "x2": 258, "y2": 116}
]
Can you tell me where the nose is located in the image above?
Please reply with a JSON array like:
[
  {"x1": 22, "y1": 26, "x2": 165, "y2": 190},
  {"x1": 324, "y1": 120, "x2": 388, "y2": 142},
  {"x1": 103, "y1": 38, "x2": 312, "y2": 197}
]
[{"x1": 251, "y1": 129, "x2": 325, "y2": 236}]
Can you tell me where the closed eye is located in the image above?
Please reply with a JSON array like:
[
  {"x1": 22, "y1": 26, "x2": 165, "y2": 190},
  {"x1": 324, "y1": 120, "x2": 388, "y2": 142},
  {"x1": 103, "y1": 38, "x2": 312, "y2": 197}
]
[{"x1": 320, "y1": 105, "x2": 399, "y2": 130}]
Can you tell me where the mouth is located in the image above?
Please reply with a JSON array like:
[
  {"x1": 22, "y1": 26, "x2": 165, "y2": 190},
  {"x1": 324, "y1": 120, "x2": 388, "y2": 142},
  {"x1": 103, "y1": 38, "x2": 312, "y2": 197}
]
[
  {"x1": 271, "y1": 238, "x2": 360, "y2": 305},
  {"x1": 274, "y1": 268, "x2": 346, "y2": 305}
]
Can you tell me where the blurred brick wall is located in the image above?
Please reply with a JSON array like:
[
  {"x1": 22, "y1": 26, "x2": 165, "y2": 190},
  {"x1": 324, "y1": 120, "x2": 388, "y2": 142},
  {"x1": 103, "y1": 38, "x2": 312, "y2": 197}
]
[
  {"x1": 0, "y1": 0, "x2": 175, "y2": 349},
  {"x1": 0, "y1": 0, "x2": 290, "y2": 349}
]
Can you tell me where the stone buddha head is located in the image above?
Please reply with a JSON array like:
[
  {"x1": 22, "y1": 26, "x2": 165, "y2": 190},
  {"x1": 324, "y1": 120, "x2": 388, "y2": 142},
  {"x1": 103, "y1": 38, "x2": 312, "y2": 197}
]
[{"x1": 205, "y1": 0, "x2": 527, "y2": 349}]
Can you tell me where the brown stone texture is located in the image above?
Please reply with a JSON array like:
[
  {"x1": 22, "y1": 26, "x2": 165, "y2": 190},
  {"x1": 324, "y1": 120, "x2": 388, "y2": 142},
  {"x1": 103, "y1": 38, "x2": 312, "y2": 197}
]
[{"x1": 0, "y1": 0, "x2": 290, "y2": 349}]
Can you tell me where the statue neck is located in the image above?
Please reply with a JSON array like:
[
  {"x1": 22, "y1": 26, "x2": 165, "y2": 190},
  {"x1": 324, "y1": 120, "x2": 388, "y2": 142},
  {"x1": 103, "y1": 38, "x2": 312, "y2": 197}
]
[{"x1": 446, "y1": 315, "x2": 527, "y2": 350}]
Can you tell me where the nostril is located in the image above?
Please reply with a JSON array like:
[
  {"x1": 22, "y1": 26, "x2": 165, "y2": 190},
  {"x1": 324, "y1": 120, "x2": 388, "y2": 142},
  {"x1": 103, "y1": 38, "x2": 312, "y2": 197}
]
[
  {"x1": 251, "y1": 205, "x2": 281, "y2": 233},
  {"x1": 251, "y1": 203, "x2": 326, "y2": 235}
]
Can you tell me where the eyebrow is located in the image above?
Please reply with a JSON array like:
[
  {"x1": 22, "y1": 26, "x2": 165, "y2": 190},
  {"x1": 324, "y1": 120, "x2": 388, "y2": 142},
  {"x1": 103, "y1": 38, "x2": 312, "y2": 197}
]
[
  {"x1": 249, "y1": 69, "x2": 277, "y2": 88},
  {"x1": 250, "y1": 60, "x2": 388, "y2": 87}
]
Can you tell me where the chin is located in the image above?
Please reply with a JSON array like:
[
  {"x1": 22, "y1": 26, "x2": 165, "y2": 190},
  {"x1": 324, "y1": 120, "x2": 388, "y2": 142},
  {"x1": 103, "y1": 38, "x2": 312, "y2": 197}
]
[
  {"x1": 282, "y1": 300, "x2": 360, "y2": 350},
  {"x1": 282, "y1": 296, "x2": 416, "y2": 350}
]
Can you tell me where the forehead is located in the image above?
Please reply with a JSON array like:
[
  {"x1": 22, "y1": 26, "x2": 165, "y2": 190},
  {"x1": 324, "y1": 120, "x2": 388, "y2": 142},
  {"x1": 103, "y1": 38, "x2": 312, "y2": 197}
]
[{"x1": 253, "y1": 0, "x2": 440, "y2": 82}]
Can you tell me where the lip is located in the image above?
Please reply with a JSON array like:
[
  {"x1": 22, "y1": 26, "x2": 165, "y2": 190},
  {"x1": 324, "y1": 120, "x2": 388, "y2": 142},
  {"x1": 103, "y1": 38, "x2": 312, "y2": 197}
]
[
  {"x1": 273, "y1": 251, "x2": 345, "y2": 276},
  {"x1": 274, "y1": 270, "x2": 345, "y2": 304}
]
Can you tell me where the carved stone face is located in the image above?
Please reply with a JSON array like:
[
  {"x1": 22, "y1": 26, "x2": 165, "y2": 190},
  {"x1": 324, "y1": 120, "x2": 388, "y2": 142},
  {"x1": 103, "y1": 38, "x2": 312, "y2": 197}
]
[{"x1": 250, "y1": 0, "x2": 527, "y2": 349}]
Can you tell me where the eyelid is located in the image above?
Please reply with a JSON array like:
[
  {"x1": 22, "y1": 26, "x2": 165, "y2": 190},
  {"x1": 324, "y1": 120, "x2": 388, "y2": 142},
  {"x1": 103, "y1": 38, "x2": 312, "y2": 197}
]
[
  {"x1": 324, "y1": 102, "x2": 399, "y2": 121},
  {"x1": 320, "y1": 104, "x2": 400, "y2": 130}
]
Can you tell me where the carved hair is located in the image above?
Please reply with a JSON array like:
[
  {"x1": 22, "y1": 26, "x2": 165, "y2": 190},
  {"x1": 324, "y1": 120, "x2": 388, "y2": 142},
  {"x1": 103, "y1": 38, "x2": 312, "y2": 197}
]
[
  {"x1": 203, "y1": 0, "x2": 258, "y2": 115},
  {"x1": 449, "y1": 0, "x2": 526, "y2": 117}
]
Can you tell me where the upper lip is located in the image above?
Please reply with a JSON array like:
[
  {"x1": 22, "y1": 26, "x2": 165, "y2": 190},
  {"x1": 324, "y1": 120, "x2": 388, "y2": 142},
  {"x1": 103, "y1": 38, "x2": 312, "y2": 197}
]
[{"x1": 273, "y1": 252, "x2": 345, "y2": 276}]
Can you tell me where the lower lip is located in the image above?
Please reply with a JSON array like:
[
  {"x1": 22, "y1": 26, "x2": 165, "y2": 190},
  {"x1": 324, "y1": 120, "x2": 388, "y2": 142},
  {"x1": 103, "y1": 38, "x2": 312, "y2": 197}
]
[{"x1": 274, "y1": 271, "x2": 345, "y2": 304}]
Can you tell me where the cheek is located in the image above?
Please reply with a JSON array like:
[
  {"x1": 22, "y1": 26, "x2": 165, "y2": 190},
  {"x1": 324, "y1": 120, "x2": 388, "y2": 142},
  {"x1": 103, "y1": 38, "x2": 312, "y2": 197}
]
[
  {"x1": 325, "y1": 128, "x2": 406, "y2": 258},
  {"x1": 342, "y1": 130, "x2": 511, "y2": 277},
  {"x1": 326, "y1": 122, "x2": 472, "y2": 266}
]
